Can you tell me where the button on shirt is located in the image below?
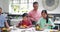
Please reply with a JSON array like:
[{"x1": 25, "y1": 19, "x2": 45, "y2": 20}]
[{"x1": 0, "y1": 14, "x2": 6, "y2": 27}]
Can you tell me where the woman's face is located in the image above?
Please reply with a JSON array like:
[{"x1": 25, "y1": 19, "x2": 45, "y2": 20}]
[{"x1": 41, "y1": 13, "x2": 47, "y2": 19}]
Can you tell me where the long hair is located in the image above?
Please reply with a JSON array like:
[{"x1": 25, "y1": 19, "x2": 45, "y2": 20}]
[{"x1": 41, "y1": 10, "x2": 48, "y2": 23}]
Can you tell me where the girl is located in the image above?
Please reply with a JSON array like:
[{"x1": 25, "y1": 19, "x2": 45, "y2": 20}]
[{"x1": 37, "y1": 10, "x2": 55, "y2": 29}]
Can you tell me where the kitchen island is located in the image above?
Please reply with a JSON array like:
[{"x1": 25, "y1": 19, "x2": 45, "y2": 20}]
[{"x1": 10, "y1": 26, "x2": 58, "y2": 32}]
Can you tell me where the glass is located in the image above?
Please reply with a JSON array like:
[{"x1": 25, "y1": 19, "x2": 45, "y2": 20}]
[{"x1": 13, "y1": 25, "x2": 17, "y2": 30}]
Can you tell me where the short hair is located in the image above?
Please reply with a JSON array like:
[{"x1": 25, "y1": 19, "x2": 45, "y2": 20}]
[
  {"x1": 33, "y1": 2, "x2": 38, "y2": 5},
  {"x1": 22, "y1": 13, "x2": 28, "y2": 17},
  {"x1": 0, "y1": 7, "x2": 2, "y2": 10}
]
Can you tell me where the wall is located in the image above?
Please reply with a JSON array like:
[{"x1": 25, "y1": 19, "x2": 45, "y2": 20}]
[
  {"x1": 0, "y1": 0, "x2": 9, "y2": 13},
  {"x1": 37, "y1": 0, "x2": 60, "y2": 14},
  {"x1": 0, "y1": 0, "x2": 60, "y2": 14}
]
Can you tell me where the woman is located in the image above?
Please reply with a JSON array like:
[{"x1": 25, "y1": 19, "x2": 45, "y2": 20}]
[{"x1": 37, "y1": 10, "x2": 55, "y2": 29}]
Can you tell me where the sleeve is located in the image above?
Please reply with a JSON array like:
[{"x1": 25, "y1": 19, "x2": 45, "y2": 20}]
[
  {"x1": 2, "y1": 14, "x2": 7, "y2": 22},
  {"x1": 36, "y1": 18, "x2": 44, "y2": 28},
  {"x1": 28, "y1": 18, "x2": 32, "y2": 25},
  {"x1": 36, "y1": 18, "x2": 40, "y2": 24},
  {"x1": 28, "y1": 12, "x2": 36, "y2": 21},
  {"x1": 4, "y1": 16, "x2": 7, "y2": 22},
  {"x1": 18, "y1": 21, "x2": 22, "y2": 26},
  {"x1": 40, "y1": 19, "x2": 45, "y2": 28},
  {"x1": 48, "y1": 19, "x2": 55, "y2": 28},
  {"x1": 28, "y1": 11, "x2": 32, "y2": 17},
  {"x1": 28, "y1": 11, "x2": 34, "y2": 18},
  {"x1": 29, "y1": 21, "x2": 32, "y2": 25},
  {"x1": 36, "y1": 17, "x2": 42, "y2": 24}
]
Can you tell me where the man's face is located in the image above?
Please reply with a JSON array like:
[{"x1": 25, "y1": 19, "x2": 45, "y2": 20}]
[
  {"x1": 33, "y1": 4, "x2": 38, "y2": 10},
  {"x1": 0, "y1": 9, "x2": 2, "y2": 14}
]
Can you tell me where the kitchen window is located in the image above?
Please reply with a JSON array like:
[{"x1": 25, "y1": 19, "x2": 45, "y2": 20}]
[{"x1": 9, "y1": 0, "x2": 36, "y2": 15}]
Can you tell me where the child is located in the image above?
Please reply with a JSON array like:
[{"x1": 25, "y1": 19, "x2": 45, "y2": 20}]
[
  {"x1": 0, "y1": 7, "x2": 9, "y2": 32},
  {"x1": 37, "y1": 10, "x2": 55, "y2": 29},
  {"x1": 17, "y1": 13, "x2": 32, "y2": 28}
]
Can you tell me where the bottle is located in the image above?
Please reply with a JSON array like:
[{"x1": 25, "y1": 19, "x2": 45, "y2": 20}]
[{"x1": 35, "y1": 24, "x2": 40, "y2": 31}]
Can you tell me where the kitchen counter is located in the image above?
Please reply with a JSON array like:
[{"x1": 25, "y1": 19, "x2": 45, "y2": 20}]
[
  {"x1": 54, "y1": 21, "x2": 60, "y2": 31},
  {"x1": 10, "y1": 26, "x2": 58, "y2": 32},
  {"x1": 54, "y1": 21, "x2": 60, "y2": 24}
]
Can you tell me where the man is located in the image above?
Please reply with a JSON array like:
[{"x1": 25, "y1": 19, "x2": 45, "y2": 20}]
[
  {"x1": 28, "y1": 2, "x2": 41, "y2": 25},
  {"x1": 0, "y1": 7, "x2": 9, "y2": 32}
]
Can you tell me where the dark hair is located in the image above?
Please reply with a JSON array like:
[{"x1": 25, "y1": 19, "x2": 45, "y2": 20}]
[
  {"x1": 22, "y1": 13, "x2": 28, "y2": 17},
  {"x1": 33, "y1": 2, "x2": 38, "y2": 5},
  {"x1": 41, "y1": 10, "x2": 47, "y2": 14},
  {"x1": 0, "y1": 7, "x2": 2, "y2": 10},
  {"x1": 41, "y1": 10, "x2": 48, "y2": 23}
]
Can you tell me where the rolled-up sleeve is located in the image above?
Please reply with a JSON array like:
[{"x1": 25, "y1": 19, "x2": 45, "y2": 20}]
[{"x1": 49, "y1": 19, "x2": 55, "y2": 28}]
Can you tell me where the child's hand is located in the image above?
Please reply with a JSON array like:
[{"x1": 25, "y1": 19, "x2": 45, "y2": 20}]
[
  {"x1": 20, "y1": 25, "x2": 28, "y2": 29},
  {"x1": 20, "y1": 26, "x2": 25, "y2": 28},
  {"x1": 45, "y1": 24, "x2": 49, "y2": 26},
  {"x1": 45, "y1": 24, "x2": 52, "y2": 26}
]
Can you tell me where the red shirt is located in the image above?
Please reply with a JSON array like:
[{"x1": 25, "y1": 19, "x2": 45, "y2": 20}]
[{"x1": 18, "y1": 18, "x2": 32, "y2": 27}]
